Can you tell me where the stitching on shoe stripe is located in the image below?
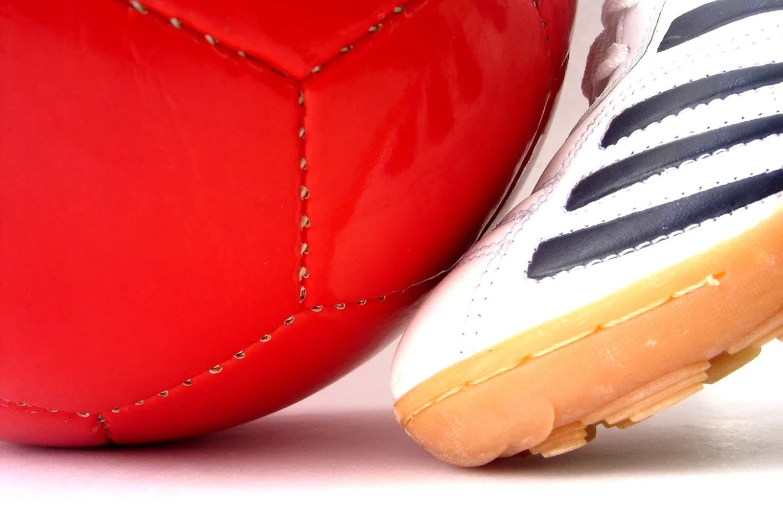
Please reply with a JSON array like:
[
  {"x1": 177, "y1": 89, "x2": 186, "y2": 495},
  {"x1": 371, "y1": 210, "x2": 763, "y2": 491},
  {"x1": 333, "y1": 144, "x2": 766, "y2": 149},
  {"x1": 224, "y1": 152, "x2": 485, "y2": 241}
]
[
  {"x1": 658, "y1": 0, "x2": 783, "y2": 52},
  {"x1": 568, "y1": 114, "x2": 783, "y2": 211},
  {"x1": 533, "y1": 169, "x2": 783, "y2": 280},
  {"x1": 602, "y1": 62, "x2": 783, "y2": 148}
]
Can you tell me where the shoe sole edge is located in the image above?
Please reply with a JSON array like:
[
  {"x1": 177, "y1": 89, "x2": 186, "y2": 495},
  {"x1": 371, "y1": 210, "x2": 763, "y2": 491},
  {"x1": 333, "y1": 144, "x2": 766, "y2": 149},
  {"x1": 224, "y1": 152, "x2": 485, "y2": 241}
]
[{"x1": 394, "y1": 202, "x2": 783, "y2": 467}]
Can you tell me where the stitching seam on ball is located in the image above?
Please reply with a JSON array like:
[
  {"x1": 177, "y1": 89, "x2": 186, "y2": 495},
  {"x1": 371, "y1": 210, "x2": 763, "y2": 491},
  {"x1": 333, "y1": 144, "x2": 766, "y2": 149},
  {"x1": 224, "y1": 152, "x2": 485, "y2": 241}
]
[
  {"x1": 301, "y1": 3, "x2": 419, "y2": 79},
  {"x1": 298, "y1": 88, "x2": 310, "y2": 304},
  {"x1": 96, "y1": 414, "x2": 113, "y2": 443},
  {"x1": 125, "y1": 0, "x2": 292, "y2": 78},
  {"x1": 123, "y1": 0, "x2": 422, "y2": 81},
  {"x1": 0, "y1": 291, "x2": 409, "y2": 436},
  {"x1": 119, "y1": 0, "x2": 435, "y2": 306},
  {"x1": 531, "y1": 0, "x2": 556, "y2": 74}
]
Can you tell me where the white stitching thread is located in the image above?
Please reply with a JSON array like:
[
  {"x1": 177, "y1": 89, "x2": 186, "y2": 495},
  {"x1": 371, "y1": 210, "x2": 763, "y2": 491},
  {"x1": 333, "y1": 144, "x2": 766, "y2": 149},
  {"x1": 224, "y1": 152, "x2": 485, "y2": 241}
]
[
  {"x1": 570, "y1": 131, "x2": 783, "y2": 215},
  {"x1": 606, "y1": 60, "x2": 783, "y2": 149},
  {"x1": 458, "y1": 0, "x2": 566, "y2": 345},
  {"x1": 121, "y1": 0, "x2": 429, "y2": 308},
  {"x1": 472, "y1": 22, "x2": 783, "y2": 282},
  {"x1": 462, "y1": 2, "x2": 662, "y2": 348},
  {"x1": 298, "y1": 90, "x2": 310, "y2": 304},
  {"x1": 539, "y1": 191, "x2": 783, "y2": 280},
  {"x1": 0, "y1": 290, "x2": 409, "y2": 422},
  {"x1": 123, "y1": 0, "x2": 416, "y2": 81},
  {"x1": 602, "y1": 85, "x2": 782, "y2": 155},
  {"x1": 305, "y1": 5, "x2": 409, "y2": 77},
  {"x1": 575, "y1": 26, "x2": 783, "y2": 179}
]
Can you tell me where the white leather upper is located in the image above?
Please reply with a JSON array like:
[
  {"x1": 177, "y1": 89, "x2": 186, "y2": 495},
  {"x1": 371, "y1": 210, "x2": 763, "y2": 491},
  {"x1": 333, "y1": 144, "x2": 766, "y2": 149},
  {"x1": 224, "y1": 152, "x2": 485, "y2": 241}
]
[{"x1": 391, "y1": 0, "x2": 783, "y2": 400}]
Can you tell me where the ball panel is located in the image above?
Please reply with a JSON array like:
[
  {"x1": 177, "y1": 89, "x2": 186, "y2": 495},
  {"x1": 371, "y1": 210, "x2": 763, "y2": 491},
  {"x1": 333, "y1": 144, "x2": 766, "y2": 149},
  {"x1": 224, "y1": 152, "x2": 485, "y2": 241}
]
[
  {"x1": 0, "y1": 0, "x2": 576, "y2": 447},
  {"x1": 96, "y1": 287, "x2": 428, "y2": 445},
  {"x1": 144, "y1": 0, "x2": 407, "y2": 79},
  {"x1": 303, "y1": 0, "x2": 557, "y2": 304},
  {"x1": 0, "y1": 0, "x2": 303, "y2": 411}
]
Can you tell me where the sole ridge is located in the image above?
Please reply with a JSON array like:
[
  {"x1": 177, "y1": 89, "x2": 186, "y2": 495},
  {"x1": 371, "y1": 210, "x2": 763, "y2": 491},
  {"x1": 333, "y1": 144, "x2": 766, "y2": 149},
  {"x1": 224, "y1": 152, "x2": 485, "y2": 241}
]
[
  {"x1": 581, "y1": 361, "x2": 710, "y2": 426},
  {"x1": 603, "y1": 371, "x2": 708, "y2": 426},
  {"x1": 530, "y1": 424, "x2": 596, "y2": 458},
  {"x1": 533, "y1": 341, "x2": 768, "y2": 459},
  {"x1": 705, "y1": 345, "x2": 762, "y2": 384},
  {"x1": 620, "y1": 382, "x2": 704, "y2": 427}
]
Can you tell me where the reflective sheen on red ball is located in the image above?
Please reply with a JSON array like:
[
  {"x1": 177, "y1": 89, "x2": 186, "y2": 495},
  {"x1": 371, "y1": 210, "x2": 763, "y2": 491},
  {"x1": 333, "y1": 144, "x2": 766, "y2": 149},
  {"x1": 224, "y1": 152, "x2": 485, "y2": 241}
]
[{"x1": 0, "y1": 0, "x2": 575, "y2": 446}]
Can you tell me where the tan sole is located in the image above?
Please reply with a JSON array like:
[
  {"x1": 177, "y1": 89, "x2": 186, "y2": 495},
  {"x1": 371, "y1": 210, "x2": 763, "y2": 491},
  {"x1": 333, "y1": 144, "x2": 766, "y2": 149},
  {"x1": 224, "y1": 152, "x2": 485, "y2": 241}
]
[{"x1": 393, "y1": 204, "x2": 783, "y2": 467}]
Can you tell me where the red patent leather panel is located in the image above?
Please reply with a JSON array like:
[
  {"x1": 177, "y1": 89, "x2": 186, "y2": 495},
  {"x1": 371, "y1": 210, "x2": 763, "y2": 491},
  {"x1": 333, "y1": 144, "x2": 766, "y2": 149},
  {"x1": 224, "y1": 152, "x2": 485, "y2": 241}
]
[
  {"x1": 0, "y1": 0, "x2": 574, "y2": 446},
  {"x1": 304, "y1": 0, "x2": 556, "y2": 303},
  {"x1": 0, "y1": 0, "x2": 301, "y2": 411},
  {"x1": 145, "y1": 0, "x2": 405, "y2": 79}
]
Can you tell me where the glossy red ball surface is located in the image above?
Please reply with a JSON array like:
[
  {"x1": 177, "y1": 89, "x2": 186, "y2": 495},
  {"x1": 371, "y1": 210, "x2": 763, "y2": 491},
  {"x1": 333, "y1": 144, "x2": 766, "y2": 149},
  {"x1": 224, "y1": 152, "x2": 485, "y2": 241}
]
[{"x1": 0, "y1": 0, "x2": 574, "y2": 446}]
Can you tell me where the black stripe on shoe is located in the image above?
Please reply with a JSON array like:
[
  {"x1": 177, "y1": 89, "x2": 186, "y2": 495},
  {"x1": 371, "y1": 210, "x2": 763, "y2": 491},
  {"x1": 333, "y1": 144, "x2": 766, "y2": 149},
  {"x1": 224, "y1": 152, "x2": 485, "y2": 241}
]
[
  {"x1": 528, "y1": 168, "x2": 783, "y2": 280},
  {"x1": 659, "y1": 0, "x2": 783, "y2": 52},
  {"x1": 568, "y1": 114, "x2": 783, "y2": 211},
  {"x1": 602, "y1": 62, "x2": 783, "y2": 148}
]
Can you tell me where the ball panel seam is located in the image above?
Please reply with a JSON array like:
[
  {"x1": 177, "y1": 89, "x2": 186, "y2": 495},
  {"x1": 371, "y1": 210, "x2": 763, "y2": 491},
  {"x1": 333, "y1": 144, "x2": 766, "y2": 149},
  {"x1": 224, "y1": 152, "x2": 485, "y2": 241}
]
[
  {"x1": 120, "y1": 0, "x2": 424, "y2": 81},
  {"x1": 0, "y1": 290, "x2": 415, "y2": 433}
]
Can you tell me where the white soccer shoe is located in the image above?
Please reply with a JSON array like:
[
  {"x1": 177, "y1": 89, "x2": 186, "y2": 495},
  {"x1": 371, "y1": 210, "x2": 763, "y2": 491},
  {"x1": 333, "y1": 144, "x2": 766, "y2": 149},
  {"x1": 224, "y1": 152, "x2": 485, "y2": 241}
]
[{"x1": 391, "y1": 0, "x2": 783, "y2": 467}]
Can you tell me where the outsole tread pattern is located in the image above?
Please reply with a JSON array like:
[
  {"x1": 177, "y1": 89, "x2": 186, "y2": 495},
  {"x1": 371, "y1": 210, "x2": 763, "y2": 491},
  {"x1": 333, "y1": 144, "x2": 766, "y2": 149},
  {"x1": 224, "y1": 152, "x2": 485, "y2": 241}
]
[{"x1": 527, "y1": 340, "x2": 769, "y2": 459}]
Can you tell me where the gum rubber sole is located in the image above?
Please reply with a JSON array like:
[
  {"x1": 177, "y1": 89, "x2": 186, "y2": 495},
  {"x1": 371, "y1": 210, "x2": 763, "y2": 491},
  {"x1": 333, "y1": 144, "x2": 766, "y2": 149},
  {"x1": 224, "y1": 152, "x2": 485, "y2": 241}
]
[
  {"x1": 393, "y1": 204, "x2": 783, "y2": 467},
  {"x1": 527, "y1": 343, "x2": 763, "y2": 458}
]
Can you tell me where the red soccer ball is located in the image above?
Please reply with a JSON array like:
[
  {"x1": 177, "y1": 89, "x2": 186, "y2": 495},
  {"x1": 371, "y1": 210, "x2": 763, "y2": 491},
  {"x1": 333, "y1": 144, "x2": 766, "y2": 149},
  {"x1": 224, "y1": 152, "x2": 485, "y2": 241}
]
[{"x1": 0, "y1": 0, "x2": 574, "y2": 446}]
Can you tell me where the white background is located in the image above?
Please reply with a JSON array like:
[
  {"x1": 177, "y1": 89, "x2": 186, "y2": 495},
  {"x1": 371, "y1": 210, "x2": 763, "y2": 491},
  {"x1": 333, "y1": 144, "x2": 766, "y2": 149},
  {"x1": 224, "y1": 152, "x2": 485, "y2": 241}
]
[{"x1": 2, "y1": 2, "x2": 781, "y2": 519}]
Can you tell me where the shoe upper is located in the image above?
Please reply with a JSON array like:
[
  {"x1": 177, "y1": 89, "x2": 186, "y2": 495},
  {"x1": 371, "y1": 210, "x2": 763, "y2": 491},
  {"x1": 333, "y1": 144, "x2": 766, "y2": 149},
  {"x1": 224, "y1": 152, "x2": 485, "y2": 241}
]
[{"x1": 392, "y1": 0, "x2": 783, "y2": 400}]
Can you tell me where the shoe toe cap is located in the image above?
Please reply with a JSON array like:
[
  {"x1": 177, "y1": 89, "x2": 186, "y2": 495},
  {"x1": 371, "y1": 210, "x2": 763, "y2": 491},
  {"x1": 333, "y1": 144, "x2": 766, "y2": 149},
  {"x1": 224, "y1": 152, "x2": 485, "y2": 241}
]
[{"x1": 391, "y1": 252, "x2": 497, "y2": 401}]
